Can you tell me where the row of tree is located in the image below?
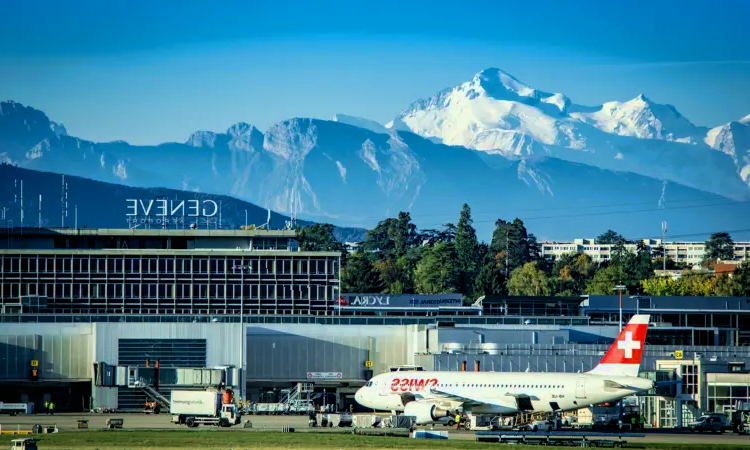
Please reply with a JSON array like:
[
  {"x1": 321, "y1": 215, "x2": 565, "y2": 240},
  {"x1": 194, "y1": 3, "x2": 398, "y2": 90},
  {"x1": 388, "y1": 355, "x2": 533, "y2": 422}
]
[{"x1": 297, "y1": 205, "x2": 750, "y2": 299}]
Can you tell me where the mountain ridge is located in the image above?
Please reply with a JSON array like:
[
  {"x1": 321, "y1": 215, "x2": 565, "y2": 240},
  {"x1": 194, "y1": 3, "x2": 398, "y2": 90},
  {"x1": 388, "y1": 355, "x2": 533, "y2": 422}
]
[
  {"x1": 385, "y1": 68, "x2": 749, "y2": 200},
  {"x1": 0, "y1": 163, "x2": 366, "y2": 242},
  {"x1": 1, "y1": 66, "x2": 749, "y2": 241}
]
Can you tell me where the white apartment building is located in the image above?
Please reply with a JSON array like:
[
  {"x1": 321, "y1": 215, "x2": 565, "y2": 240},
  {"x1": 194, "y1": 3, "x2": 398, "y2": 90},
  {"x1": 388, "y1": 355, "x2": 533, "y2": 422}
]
[{"x1": 540, "y1": 238, "x2": 750, "y2": 265}]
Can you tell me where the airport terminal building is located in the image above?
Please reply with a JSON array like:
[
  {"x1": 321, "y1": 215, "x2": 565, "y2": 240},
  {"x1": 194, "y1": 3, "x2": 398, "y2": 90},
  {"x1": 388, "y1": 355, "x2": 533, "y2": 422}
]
[{"x1": 2, "y1": 227, "x2": 750, "y2": 428}]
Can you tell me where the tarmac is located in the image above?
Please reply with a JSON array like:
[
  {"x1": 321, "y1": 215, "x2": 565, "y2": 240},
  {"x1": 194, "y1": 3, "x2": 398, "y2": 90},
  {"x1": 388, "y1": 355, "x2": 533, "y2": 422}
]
[{"x1": 2, "y1": 413, "x2": 749, "y2": 445}]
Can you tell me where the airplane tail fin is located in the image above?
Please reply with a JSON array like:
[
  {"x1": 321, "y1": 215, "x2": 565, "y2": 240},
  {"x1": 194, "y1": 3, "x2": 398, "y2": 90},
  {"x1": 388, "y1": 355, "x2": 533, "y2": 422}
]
[{"x1": 588, "y1": 314, "x2": 649, "y2": 378}]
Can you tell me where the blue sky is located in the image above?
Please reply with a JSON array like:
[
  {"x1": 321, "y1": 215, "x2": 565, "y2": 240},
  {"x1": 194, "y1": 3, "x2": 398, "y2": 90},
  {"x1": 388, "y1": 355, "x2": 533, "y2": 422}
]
[{"x1": 1, "y1": 0, "x2": 748, "y2": 145}]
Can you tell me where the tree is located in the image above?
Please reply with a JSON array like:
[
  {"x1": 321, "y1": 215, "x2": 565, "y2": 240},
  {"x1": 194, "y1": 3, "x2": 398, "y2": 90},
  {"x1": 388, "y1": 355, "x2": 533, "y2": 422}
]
[
  {"x1": 586, "y1": 264, "x2": 629, "y2": 295},
  {"x1": 704, "y1": 232, "x2": 735, "y2": 262},
  {"x1": 597, "y1": 229, "x2": 628, "y2": 244},
  {"x1": 341, "y1": 252, "x2": 382, "y2": 293},
  {"x1": 731, "y1": 261, "x2": 750, "y2": 296},
  {"x1": 490, "y1": 218, "x2": 535, "y2": 275},
  {"x1": 641, "y1": 276, "x2": 680, "y2": 296},
  {"x1": 473, "y1": 244, "x2": 507, "y2": 297},
  {"x1": 372, "y1": 258, "x2": 405, "y2": 294},
  {"x1": 641, "y1": 271, "x2": 719, "y2": 296},
  {"x1": 552, "y1": 252, "x2": 597, "y2": 295},
  {"x1": 633, "y1": 241, "x2": 654, "y2": 281},
  {"x1": 609, "y1": 241, "x2": 632, "y2": 268},
  {"x1": 363, "y1": 212, "x2": 419, "y2": 259},
  {"x1": 297, "y1": 223, "x2": 346, "y2": 257},
  {"x1": 454, "y1": 204, "x2": 480, "y2": 296},
  {"x1": 507, "y1": 262, "x2": 551, "y2": 296},
  {"x1": 414, "y1": 242, "x2": 459, "y2": 294},
  {"x1": 420, "y1": 223, "x2": 456, "y2": 246}
]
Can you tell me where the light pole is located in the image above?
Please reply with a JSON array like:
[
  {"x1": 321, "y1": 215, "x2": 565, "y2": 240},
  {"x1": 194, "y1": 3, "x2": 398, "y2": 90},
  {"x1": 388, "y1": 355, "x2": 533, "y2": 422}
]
[
  {"x1": 239, "y1": 295, "x2": 244, "y2": 406},
  {"x1": 245, "y1": 209, "x2": 247, "y2": 228},
  {"x1": 612, "y1": 284, "x2": 627, "y2": 424},
  {"x1": 613, "y1": 284, "x2": 627, "y2": 331}
]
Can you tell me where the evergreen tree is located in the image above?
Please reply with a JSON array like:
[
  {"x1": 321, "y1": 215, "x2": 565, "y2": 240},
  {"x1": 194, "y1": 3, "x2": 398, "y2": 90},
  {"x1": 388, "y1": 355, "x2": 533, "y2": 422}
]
[
  {"x1": 454, "y1": 204, "x2": 480, "y2": 296},
  {"x1": 490, "y1": 218, "x2": 534, "y2": 275},
  {"x1": 414, "y1": 242, "x2": 459, "y2": 294},
  {"x1": 473, "y1": 244, "x2": 507, "y2": 297},
  {"x1": 633, "y1": 241, "x2": 654, "y2": 281},
  {"x1": 420, "y1": 223, "x2": 456, "y2": 245},
  {"x1": 732, "y1": 261, "x2": 750, "y2": 296},
  {"x1": 704, "y1": 232, "x2": 735, "y2": 262},
  {"x1": 297, "y1": 223, "x2": 347, "y2": 263},
  {"x1": 341, "y1": 252, "x2": 383, "y2": 293},
  {"x1": 597, "y1": 229, "x2": 628, "y2": 244}
]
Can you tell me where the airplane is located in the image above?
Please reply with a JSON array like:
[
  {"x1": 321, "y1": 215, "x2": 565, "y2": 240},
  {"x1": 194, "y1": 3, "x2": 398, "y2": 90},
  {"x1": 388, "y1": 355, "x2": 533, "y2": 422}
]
[{"x1": 354, "y1": 314, "x2": 655, "y2": 425}]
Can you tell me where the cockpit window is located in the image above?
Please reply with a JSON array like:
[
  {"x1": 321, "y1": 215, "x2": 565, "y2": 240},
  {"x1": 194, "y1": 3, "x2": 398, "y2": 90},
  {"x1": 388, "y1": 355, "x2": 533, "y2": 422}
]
[{"x1": 365, "y1": 381, "x2": 373, "y2": 387}]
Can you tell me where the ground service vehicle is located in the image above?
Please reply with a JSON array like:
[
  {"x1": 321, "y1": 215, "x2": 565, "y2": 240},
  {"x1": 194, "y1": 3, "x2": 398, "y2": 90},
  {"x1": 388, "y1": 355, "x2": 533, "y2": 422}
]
[
  {"x1": 170, "y1": 390, "x2": 241, "y2": 428},
  {"x1": 0, "y1": 403, "x2": 34, "y2": 416},
  {"x1": 689, "y1": 414, "x2": 730, "y2": 433}
]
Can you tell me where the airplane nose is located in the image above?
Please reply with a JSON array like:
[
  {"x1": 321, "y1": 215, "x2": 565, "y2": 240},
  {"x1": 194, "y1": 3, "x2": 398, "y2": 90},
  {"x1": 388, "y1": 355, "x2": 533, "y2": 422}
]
[{"x1": 355, "y1": 390, "x2": 362, "y2": 404}]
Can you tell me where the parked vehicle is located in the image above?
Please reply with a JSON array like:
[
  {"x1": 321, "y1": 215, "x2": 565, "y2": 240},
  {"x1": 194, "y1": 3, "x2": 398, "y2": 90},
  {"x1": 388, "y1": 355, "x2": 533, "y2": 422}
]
[
  {"x1": 0, "y1": 403, "x2": 34, "y2": 416},
  {"x1": 689, "y1": 414, "x2": 731, "y2": 433},
  {"x1": 170, "y1": 390, "x2": 241, "y2": 428}
]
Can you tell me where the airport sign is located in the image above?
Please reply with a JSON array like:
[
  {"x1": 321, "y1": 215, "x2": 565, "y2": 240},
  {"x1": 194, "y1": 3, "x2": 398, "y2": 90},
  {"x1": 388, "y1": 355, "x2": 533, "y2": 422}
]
[
  {"x1": 307, "y1": 372, "x2": 342, "y2": 379},
  {"x1": 334, "y1": 294, "x2": 465, "y2": 310}
]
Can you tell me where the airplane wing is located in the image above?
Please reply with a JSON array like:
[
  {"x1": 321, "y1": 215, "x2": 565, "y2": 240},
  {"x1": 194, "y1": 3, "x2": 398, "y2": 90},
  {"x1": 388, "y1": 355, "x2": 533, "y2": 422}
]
[{"x1": 428, "y1": 386, "x2": 518, "y2": 410}]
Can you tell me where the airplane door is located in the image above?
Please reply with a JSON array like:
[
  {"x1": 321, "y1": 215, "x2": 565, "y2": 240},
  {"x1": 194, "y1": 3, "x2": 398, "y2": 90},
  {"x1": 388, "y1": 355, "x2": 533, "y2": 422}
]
[
  {"x1": 379, "y1": 379, "x2": 391, "y2": 396},
  {"x1": 575, "y1": 377, "x2": 586, "y2": 399}
]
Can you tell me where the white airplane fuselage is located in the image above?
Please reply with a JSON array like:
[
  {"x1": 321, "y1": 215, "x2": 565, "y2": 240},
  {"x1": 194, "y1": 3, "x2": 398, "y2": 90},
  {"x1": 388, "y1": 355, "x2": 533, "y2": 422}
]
[{"x1": 355, "y1": 370, "x2": 654, "y2": 416}]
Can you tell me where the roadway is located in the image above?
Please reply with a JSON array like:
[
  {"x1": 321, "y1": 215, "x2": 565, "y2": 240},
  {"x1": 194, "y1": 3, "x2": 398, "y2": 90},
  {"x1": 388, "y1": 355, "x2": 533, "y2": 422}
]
[{"x1": 1, "y1": 413, "x2": 749, "y2": 445}]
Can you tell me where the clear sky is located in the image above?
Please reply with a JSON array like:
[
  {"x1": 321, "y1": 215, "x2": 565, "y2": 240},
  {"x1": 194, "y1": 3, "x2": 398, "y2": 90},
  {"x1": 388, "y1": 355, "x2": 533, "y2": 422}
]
[{"x1": 1, "y1": 0, "x2": 748, "y2": 146}]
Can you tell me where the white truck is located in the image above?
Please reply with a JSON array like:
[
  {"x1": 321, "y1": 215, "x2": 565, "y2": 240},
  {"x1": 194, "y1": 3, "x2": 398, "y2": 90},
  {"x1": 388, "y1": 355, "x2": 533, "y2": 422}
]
[
  {"x1": 170, "y1": 390, "x2": 241, "y2": 428},
  {"x1": 0, "y1": 402, "x2": 34, "y2": 416}
]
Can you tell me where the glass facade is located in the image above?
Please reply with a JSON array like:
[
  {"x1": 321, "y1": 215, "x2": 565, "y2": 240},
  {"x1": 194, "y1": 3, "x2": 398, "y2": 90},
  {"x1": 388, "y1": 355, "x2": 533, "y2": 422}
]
[{"x1": 707, "y1": 373, "x2": 750, "y2": 414}]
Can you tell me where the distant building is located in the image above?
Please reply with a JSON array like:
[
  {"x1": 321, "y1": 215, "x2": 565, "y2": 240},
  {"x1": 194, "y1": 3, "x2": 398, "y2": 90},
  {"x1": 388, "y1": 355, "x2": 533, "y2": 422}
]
[{"x1": 540, "y1": 238, "x2": 750, "y2": 266}]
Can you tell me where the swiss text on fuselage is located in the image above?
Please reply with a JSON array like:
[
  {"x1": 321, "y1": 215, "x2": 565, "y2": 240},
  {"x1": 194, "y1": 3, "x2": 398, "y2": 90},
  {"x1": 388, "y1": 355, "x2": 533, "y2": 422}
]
[{"x1": 390, "y1": 378, "x2": 438, "y2": 392}]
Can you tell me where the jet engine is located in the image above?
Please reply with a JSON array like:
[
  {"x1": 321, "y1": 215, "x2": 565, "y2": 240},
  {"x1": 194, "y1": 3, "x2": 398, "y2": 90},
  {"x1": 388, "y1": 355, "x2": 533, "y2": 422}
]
[{"x1": 403, "y1": 402, "x2": 450, "y2": 425}]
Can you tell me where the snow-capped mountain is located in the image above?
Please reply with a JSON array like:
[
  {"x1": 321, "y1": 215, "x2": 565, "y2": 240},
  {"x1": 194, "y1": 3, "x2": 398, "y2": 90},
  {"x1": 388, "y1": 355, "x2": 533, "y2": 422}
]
[
  {"x1": 388, "y1": 68, "x2": 749, "y2": 199},
  {"x1": 1, "y1": 74, "x2": 749, "y2": 240},
  {"x1": 705, "y1": 120, "x2": 750, "y2": 185}
]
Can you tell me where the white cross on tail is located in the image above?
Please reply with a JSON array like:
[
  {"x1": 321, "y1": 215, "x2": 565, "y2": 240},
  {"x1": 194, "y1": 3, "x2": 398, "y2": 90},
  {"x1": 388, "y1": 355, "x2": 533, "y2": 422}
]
[{"x1": 617, "y1": 331, "x2": 641, "y2": 358}]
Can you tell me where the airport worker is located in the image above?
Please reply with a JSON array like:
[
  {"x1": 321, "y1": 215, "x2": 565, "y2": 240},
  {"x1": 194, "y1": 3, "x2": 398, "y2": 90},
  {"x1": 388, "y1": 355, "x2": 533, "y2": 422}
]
[
  {"x1": 44, "y1": 400, "x2": 49, "y2": 414},
  {"x1": 639, "y1": 415, "x2": 645, "y2": 428},
  {"x1": 631, "y1": 416, "x2": 636, "y2": 428},
  {"x1": 49, "y1": 401, "x2": 55, "y2": 415}
]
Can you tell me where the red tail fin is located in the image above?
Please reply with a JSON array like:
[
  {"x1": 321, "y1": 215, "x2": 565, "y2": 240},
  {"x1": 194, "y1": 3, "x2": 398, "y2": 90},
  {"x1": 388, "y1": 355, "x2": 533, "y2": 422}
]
[{"x1": 588, "y1": 314, "x2": 649, "y2": 377}]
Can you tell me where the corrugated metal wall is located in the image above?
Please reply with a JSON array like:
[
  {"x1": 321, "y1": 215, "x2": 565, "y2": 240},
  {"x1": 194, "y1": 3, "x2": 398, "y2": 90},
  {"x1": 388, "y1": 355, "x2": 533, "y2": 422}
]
[
  {"x1": 0, "y1": 324, "x2": 92, "y2": 380},
  {"x1": 93, "y1": 323, "x2": 245, "y2": 369},
  {"x1": 245, "y1": 324, "x2": 414, "y2": 381}
]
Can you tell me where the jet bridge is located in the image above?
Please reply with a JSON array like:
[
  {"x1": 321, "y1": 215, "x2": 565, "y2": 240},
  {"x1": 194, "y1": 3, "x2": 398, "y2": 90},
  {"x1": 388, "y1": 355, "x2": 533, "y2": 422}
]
[{"x1": 93, "y1": 361, "x2": 242, "y2": 411}]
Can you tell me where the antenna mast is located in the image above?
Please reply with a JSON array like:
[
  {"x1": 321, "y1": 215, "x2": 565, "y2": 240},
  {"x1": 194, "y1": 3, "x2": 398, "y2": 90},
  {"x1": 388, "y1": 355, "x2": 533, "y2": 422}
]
[
  {"x1": 61, "y1": 175, "x2": 68, "y2": 228},
  {"x1": 20, "y1": 179, "x2": 24, "y2": 229},
  {"x1": 39, "y1": 194, "x2": 42, "y2": 229},
  {"x1": 662, "y1": 221, "x2": 668, "y2": 271}
]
